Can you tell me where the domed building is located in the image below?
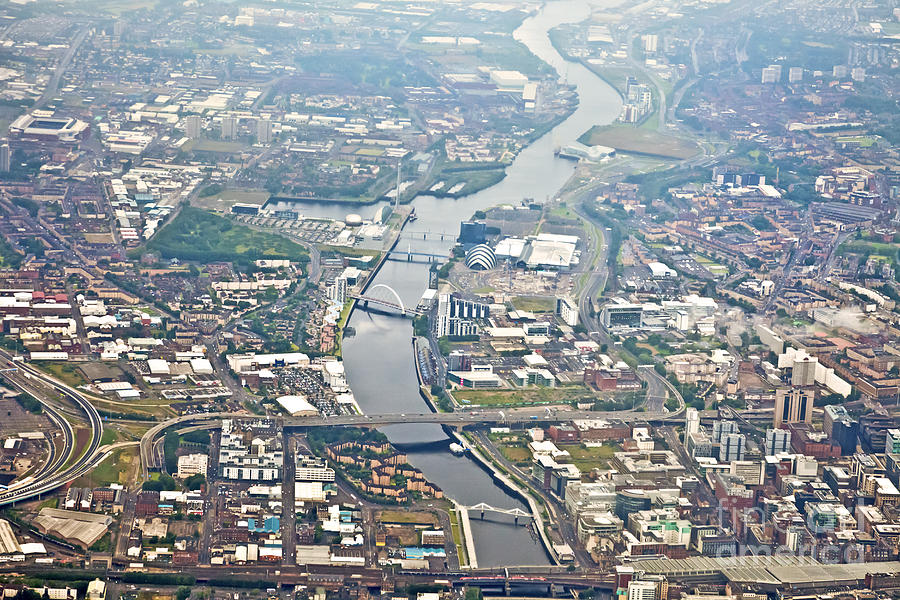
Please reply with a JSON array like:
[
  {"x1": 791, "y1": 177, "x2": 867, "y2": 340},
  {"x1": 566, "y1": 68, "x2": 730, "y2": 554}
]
[{"x1": 465, "y1": 244, "x2": 496, "y2": 270}]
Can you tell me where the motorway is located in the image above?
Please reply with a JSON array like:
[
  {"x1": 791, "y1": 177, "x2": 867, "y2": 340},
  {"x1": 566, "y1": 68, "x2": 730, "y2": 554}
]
[
  {"x1": 34, "y1": 26, "x2": 90, "y2": 110},
  {"x1": 0, "y1": 349, "x2": 103, "y2": 505},
  {"x1": 140, "y1": 407, "x2": 680, "y2": 474},
  {"x1": 569, "y1": 193, "x2": 685, "y2": 416}
]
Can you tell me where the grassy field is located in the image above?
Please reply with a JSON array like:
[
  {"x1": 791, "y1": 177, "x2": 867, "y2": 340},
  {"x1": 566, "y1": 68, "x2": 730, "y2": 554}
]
[
  {"x1": 144, "y1": 206, "x2": 308, "y2": 266},
  {"x1": 83, "y1": 233, "x2": 116, "y2": 244},
  {"x1": 510, "y1": 296, "x2": 556, "y2": 313},
  {"x1": 455, "y1": 386, "x2": 594, "y2": 407},
  {"x1": 549, "y1": 205, "x2": 579, "y2": 220},
  {"x1": 378, "y1": 510, "x2": 437, "y2": 525},
  {"x1": 194, "y1": 44, "x2": 258, "y2": 57},
  {"x1": 72, "y1": 447, "x2": 139, "y2": 488},
  {"x1": 499, "y1": 443, "x2": 531, "y2": 465},
  {"x1": 318, "y1": 245, "x2": 381, "y2": 259},
  {"x1": 579, "y1": 124, "x2": 699, "y2": 160},
  {"x1": 90, "y1": 0, "x2": 159, "y2": 15},
  {"x1": 839, "y1": 239, "x2": 900, "y2": 256},
  {"x1": 90, "y1": 394, "x2": 179, "y2": 419},
  {"x1": 586, "y1": 63, "x2": 650, "y2": 95},
  {"x1": 834, "y1": 135, "x2": 878, "y2": 147},
  {"x1": 191, "y1": 140, "x2": 247, "y2": 153},
  {"x1": 63, "y1": 427, "x2": 91, "y2": 471},
  {"x1": 0, "y1": 236, "x2": 23, "y2": 269},
  {"x1": 560, "y1": 443, "x2": 618, "y2": 472},
  {"x1": 428, "y1": 167, "x2": 507, "y2": 198},
  {"x1": 449, "y1": 509, "x2": 467, "y2": 566},
  {"x1": 33, "y1": 361, "x2": 87, "y2": 388},
  {"x1": 38, "y1": 498, "x2": 58, "y2": 510}
]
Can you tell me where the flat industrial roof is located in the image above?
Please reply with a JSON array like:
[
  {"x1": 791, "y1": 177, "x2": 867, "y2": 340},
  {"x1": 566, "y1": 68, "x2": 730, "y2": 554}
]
[{"x1": 628, "y1": 555, "x2": 900, "y2": 587}]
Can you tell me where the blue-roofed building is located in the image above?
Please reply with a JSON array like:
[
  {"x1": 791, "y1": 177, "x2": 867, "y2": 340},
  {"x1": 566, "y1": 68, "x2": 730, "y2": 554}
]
[{"x1": 247, "y1": 516, "x2": 280, "y2": 534}]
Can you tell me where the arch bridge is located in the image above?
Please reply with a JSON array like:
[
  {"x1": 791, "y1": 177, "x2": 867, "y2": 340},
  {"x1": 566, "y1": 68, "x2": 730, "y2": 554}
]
[
  {"x1": 463, "y1": 502, "x2": 535, "y2": 525},
  {"x1": 352, "y1": 283, "x2": 424, "y2": 316}
]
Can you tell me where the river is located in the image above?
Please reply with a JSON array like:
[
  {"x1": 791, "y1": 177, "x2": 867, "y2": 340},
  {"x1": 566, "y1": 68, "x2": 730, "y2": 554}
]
[{"x1": 287, "y1": 0, "x2": 623, "y2": 566}]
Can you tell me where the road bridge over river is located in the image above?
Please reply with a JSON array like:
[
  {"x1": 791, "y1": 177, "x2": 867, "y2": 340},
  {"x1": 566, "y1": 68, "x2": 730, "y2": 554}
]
[{"x1": 140, "y1": 407, "x2": 680, "y2": 475}]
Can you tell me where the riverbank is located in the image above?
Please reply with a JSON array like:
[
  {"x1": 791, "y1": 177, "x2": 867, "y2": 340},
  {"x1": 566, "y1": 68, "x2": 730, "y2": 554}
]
[
  {"x1": 455, "y1": 431, "x2": 561, "y2": 566},
  {"x1": 336, "y1": 206, "x2": 412, "y2": 349}
]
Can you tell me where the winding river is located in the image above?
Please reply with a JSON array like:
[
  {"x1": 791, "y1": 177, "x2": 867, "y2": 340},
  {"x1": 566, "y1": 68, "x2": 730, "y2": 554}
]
[{"x1": 290, "y1": 0, "x2": 623, "y2": 566}]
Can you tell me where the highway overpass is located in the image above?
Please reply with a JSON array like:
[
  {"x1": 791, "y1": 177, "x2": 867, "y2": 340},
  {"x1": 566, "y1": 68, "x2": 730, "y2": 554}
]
[
  {"x1": 140, "y1": 407, "x2": 681, "y2": 475},
  {"x1": 0, "y1": 350, "x2": 103, "y2": 506}
]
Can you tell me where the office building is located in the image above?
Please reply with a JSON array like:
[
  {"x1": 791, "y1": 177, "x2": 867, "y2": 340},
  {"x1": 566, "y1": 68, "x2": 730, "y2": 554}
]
[
  {"x1": 177, "y1": 454, "x2": 208, "y2": 479},
  {"x1": 823, "y1": 466, "x2": 852, "y2": 495},
  {"x1": 761, "y1": 66, "x2": 781, "y2": 84},
  {"x1": 825, "y1": 405, "x2": 858, "y2": 455},
  {"x1": 0, "y1": 143, "x2": 9, "y2": 172},
  {"x1": 458, "y1": 221, "x2": 487, "y2": 245},
  {"x1": 221, "y1": 117, "x2": 237, "y2": 139},
  {"x1": 765, "y1": 428, "x2": 791, "y2": 455},
  {"x1": 774, "y1": 387, "x2": 814, "y2": 428},
  {"x1": 184, "y1": 115, "x2": 202, "y2": 139},
  {"x1": 627, "y1": 580, "x2": 656, "y2": 600},
  {"x1": 329, "y1": 276, "x2": 347, "y2": 305},
  {"x1": 448, "y1": 350, "x2": 472, "y2": 372},
  {"x1": 257, "y1": 119, "x2": 273, "y2": 144},
  {"x1": 860, "y1": 412, "x2": 893, "y2": 452},
  {"x1": 788, "y1": 67, "x2": 803, "y2": 83},
  {"x1": 832, "y1": 418, "x2": 859, "y2": 456},
  {"x1": 436, "y1": 293, "x2": 490, "y2": 337},
  {"x1": 218, "y1": 419, "x2": 283, "y2": 481},
  {"x1": 684, "y1": 408, "x2": 700, "y2": 437},
  {"x1": 712, "y1": 420, "x2": 739, "y2": 444},
  {"x1": 887, "y1": 429, "x2": 900, "y2": 455},
  {"x1": 851, "y1": 67, "x2": 866, "y2": 82},
  {"x1": 556, "y1": 297, "x2": 579, "y2": 327},
  {"x1": 719, "y1": 433, "x2": 746, "y2": 462},
  {"x1": 824, "y1": 405, "x2": 850, "y2": 436},
  {"x1": 791, "y1": 354, "x2": 818, "y2": 386},
  {"x1": 731, "y1": 460, "x2": 764, "y2": 486},
  {"x1": 295, "y1": 455, "x2": 335, "y2": 482}
]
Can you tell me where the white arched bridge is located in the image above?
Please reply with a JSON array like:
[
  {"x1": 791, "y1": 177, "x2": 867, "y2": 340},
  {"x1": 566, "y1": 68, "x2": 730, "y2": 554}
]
[
  {"x1": 464, "y1": 503, "x2": 535, "y2": 525},
  {"x1": 352, "y1": 283, "x2": 425, "y2": 317}
]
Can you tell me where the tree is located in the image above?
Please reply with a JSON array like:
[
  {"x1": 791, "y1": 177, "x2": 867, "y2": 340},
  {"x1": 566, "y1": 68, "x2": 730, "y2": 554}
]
[
  {"x1": 143, "y1": 473, "x2": 177, "y2": 492},
  {"x1": 184, "y1": 474, "x2": 206, "y2": 491},
  {"x1": 465, "y1": 588, "x2": 484, "y2": 600},
  {"x1": 176, "y1": 587, "x2": 191, "y2": 600}
]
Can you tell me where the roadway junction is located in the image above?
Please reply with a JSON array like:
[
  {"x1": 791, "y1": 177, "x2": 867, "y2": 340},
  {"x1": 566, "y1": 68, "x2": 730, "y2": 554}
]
[{"x1": 0, "y1": 349, "x2": 104, "y2": 506}]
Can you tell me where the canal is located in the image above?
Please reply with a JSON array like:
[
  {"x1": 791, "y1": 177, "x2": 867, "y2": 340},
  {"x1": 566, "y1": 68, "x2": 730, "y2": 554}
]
[{"x1": 286, "y1": 0, "x2": 623, "y2": 566}]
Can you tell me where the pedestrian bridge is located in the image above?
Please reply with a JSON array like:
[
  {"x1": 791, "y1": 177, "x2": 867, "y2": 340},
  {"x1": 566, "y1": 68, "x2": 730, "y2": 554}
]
[{"x1": 463, "y1": 502, "x2": 534, "y2": 524}]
